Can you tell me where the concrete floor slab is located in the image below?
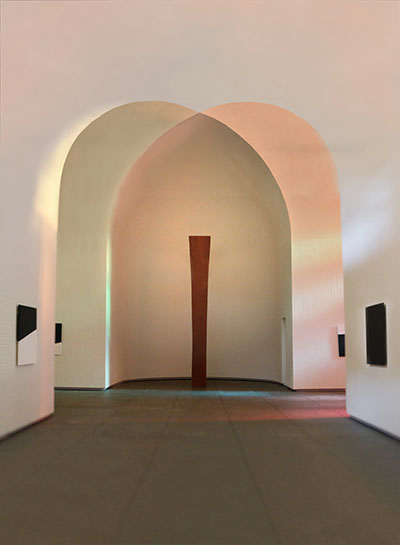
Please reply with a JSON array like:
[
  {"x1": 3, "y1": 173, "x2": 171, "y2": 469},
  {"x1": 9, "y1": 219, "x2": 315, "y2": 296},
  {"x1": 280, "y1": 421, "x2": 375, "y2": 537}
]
[{"x1": 0, "y1": 380, "x2": 399, "y2": 545}]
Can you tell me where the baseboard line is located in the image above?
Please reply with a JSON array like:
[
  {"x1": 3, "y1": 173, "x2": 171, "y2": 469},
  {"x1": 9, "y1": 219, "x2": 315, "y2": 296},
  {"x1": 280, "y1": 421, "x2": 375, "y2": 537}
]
[
  {"x1": 54, "y1": 386, "x2": 105, "y2": 391},
  {"x1": 350, "y1": 416, "x2": 400, "y2": 443},
  {"x1": 111, "y1": 376, "x2": 190, "y2": 386},
  {"x1": 0, "y1": 413, "x2": 53, "y2": 443},
  {"x1": 54, "y1": 378, "x2": 345, "y2": 394},
  {"x1": 109, "y1": 376, "x2": 291, "y2": 390},
  {"x1": 294, "y1": 388, "x2": 346, "y2": 392},
  {"x1": 108, "y1": 377, "x2": 345, "y2": 391}
]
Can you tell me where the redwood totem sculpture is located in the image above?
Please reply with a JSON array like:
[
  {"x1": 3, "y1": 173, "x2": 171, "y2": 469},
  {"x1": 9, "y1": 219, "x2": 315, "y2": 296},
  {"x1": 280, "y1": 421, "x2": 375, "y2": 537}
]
[{"x1": 189, "y1": 236, "x2": 211, "y2": 388}]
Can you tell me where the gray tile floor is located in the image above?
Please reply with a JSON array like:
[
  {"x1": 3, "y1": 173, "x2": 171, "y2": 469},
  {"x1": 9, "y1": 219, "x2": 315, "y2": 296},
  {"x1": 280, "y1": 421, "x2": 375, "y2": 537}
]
[{"x1": 0, "y1": 380, "x2": 399, "y2": 545}]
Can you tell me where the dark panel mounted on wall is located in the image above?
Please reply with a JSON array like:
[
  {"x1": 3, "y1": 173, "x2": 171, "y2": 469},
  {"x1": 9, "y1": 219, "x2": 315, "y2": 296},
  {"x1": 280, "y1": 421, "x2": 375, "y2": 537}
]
[
  {"x1": 17, "y1": 305, "x2": 37, "y2": 341},
  {"x1": 338, "y1": 334, "x2": 345, "y2": 357},
  {"x1": 16, "y1": 305, "x2": 37, "y2": 366},
  {"x1": 55, "y1": 323, "x2": 63, "y2": 355},
  {"x1": 366, "y1": 303, "x2": 387, "y2": 366},
  {"x1": 55, "y1": 323, "x2": 62, "y2": 344}
]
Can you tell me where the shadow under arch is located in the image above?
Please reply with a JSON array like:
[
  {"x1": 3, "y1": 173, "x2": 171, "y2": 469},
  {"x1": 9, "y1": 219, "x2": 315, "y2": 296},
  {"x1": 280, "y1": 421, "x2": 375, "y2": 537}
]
[{"x1": 56, "y1": 100, "x2": 344, "y2": 390}]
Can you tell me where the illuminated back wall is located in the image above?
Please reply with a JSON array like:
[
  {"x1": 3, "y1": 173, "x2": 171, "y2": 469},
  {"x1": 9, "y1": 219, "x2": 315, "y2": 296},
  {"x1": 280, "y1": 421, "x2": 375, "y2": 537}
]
[
  {"x1": 110, "y1": 113, "x2": 291, "y2": 384},
  {"x1": 56, "y1": 101, "x2": 344, "y2": 390}
]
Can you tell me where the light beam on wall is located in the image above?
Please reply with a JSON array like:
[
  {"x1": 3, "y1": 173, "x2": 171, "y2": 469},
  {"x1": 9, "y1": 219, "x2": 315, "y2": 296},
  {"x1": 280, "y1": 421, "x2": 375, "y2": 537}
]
[
  {"x1": 292, "y1": 233, "x2": 342, "y2": 272},
  {"x1": 342, "y1": 177, "x2": 394, "y2": 271},
  {"x1": 35, "y1": 109, "x2": 108, "y2": 231}
]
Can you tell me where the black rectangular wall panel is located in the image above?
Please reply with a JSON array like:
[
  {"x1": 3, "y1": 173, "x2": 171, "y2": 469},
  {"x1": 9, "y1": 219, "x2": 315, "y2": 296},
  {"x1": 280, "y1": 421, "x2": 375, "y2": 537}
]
[
  {"x1": 55, "y1": 323, "x2": 62, "y2": 344},
  {"x1": 16, "y1": 305, "x2": 37, "y2": 341},
  {"x1": 366, "y1": 303, "x2": 387, "y2": 366},
  {"x1": 338, "y1": 334, "x2": 345, "y2": 357}
]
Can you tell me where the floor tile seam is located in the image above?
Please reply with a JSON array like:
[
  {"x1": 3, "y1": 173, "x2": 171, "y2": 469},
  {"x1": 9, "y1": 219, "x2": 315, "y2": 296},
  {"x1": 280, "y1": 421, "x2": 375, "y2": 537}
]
[
  {"x1": 0, "y1": 385, "x2": 149, "y2": 499},
  {"x1": 293, "y1": 422, "x2": 400, "y2": 517},
  {"x1": 108, "y1": 379, "x2": 185, "y2": 545},
  {"x1": 253, "y1": 388, "x2": 359, "y2": 449},
  {"x1": 251, "y1": 388, "x2": 400, "y2": 518},
  {"x1": 246, "y1": 388, "x2": 400, "y2": 520},
  {"x1": 218, "y1": 380, "x2": 284, "y2": 421},
  {"x1": 215, "y1": 380, "x2": 284, "y2": 545},
  {"x1": 54, "y1": 390, "x2": 100, "y2": 409},
  {"x1": 52, "y1": 385, "x2": 143, "y2": 414},
  {"x1": 0, "y1": 416, "x2": 117, "y2": 498},
  {"x1": 57, "y1": 399, "x2": 141, "y2": 410},
  {"x1": 198, "y1": 379, "x2": 229, "y2": 419},
  {"x1": 264, "y1": 391, "x2": 345, "y2": 416},
  {"x1": 50, "y1": 384, "x2": 147, "y2": 427},
  {"x1": 251, "y1": 387, "x2": 341, "y2": 425},
  {"x1": 239, "y1": 380, "x2": 287, "y2": 413},
  {"x1": 300, "y1": 393, "x2": 347, "y2": 417},
  {"x1": 254, "y1": 386, "x2": 398, "y2": 455},
  {"x1": 68, "y1": 381, "x2": 150, "y2": 411},
  {"x1": 300, "y1": 433, "x2": 400, "y2": 516},
  {"x1": 216, "y1": 380, "x2": 264, "y2": 403}
]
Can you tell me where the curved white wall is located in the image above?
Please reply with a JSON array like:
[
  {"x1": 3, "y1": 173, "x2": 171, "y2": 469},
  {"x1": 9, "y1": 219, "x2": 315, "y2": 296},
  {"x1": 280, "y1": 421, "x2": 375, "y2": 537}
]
[
  {"x1": 56, "y1": 101, "x2": 344, "y2": 390},
  {"x1": 56, "y1": 101, "x2": 343, "y2": 390},
  {"x1": 205, "y1": 103, "x2": 345, "y2": 389},
  {"x1": 110, "y1": 114, "x2": 291, "y2": 384},
  {"x1": 56, "y1": 102, "x2": 195, "y2": 388}
]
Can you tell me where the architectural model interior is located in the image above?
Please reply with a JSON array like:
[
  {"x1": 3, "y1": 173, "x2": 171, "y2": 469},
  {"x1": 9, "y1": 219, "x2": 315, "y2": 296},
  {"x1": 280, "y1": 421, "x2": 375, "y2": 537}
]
[{"x1": 0, "y1": 1, "x2": 399, "y2": 544}]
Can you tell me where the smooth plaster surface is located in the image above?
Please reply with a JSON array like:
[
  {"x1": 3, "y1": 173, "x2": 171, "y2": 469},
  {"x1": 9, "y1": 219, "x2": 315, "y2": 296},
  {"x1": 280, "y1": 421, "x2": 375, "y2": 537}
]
[
  {"x1": 56, "y1": 100, "x2": 342, "y2": 391},
  {"x1": 0, "y1": 381, "x2": 399, "y2": 545},
  {"x1": 56, "y1": 102, "x2": 196, "y2": 389},
  {"x1": 205, "y1": 103, "x2": 345, "y2": 389},
  {"x1": 2, "y1": 0, "x2": 399, "y2": 439},
  {"x1": 111, "y1": 113, "x2": 291, "y2": 384}
]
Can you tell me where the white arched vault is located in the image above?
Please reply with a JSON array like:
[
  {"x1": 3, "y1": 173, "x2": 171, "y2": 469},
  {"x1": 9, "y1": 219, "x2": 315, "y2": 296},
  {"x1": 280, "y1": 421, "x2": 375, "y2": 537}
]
[
  {"x1": 56, "y1": 101, "x2": 344, "y2": 389},
  {"x1": 205, "y1": 103, "x2": 345, "y2": 388},
  {"x1": 110, "y1": 113, "x2": 291, "y2": 386},
  {"x1": 56, "y1": 102, "x2": 196, "y2": 388}
]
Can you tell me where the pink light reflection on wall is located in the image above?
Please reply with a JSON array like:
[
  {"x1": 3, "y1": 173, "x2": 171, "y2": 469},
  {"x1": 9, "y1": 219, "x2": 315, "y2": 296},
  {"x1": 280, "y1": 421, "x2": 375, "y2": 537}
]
[{"x1": 205, "y1": 103, "x2": 345, "y2": 389}]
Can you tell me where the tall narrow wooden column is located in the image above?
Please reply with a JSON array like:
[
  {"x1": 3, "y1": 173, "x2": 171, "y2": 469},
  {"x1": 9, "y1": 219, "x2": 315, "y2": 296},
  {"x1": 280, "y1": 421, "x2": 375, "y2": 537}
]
[{"x1": 189, "y1": 236, "x2": 211, "y2": 388}]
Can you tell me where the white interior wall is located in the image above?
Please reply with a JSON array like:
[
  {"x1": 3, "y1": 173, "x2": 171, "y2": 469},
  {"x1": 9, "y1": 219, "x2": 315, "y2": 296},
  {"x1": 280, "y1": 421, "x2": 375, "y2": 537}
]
[
  {"x1": 57, "y1": 100, "x2": 343, "y2": 391},
  {"x1": 1, "y1": 0, "x2": 399, "y2": 437},
  {"x1": 340, "y1": 136, "x2": 400, "y2": 438},
  {"x1": 206, "y1": 104, "x2": 344, "y2": 389},
  {"x1": 110, "y1": 114, "x2": 291, "y2": 384},
  {"x1": 56, "y1": 103, "x2": 195, "y2": 388}
]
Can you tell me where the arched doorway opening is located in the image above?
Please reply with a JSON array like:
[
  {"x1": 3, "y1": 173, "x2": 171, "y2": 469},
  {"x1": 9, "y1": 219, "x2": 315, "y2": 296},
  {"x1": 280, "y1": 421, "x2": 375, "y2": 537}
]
[
  {"x1": 110, "y1": 113, "x2": 291, "y2": 385},
  {"x1": 55, "y1": 101, "x2": 344, "y2": 390}
]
